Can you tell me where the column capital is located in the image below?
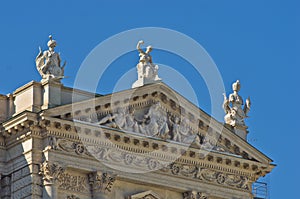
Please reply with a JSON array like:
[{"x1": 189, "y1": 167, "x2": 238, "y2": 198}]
[
  {"x1": 39, "y1": 161, "x2": 65, "y2": 185},
  {"x1": 88, "y1": 171, "x2": 117, "y2": 195}
]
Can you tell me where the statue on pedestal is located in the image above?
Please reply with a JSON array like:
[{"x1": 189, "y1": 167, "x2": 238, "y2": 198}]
[
  {"x1": 223, "y1": 80, "x2": 251, "y2": 127},
  {"x1": 132, "y1": 40, "x2": 161, "y2": 88},
  {"x1": 35, "y1": 35, "x2": 66, "y2": 82}
]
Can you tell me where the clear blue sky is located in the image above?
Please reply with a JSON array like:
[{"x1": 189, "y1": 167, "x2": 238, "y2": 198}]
[{"x1": 1, "y1": 0, "x2": 299, "y2": 198}]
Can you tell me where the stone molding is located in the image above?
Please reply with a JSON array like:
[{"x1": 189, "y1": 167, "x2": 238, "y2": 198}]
[
  {"x1": 42, "y1": 117, "x2": 270, "y2": 179},
  {"x1": 47, "y1": 137, "x2": 252, "y2": 191},
  {"x1": 0, "y1": 111, "x2": 273, "y2": 184}
]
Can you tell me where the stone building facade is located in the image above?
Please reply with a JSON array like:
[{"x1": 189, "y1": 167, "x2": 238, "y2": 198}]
[{"x1": 0, "y1": 38, "x2": 274, "y2": 199}]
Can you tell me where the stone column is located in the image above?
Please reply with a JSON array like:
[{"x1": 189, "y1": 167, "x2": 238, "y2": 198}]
[
  {"x1": 88, "y1": 171, "x2": 116, "y2": 199},
  {"x1": 39, "y1": 161, "x2": 64, "y2": 199}
]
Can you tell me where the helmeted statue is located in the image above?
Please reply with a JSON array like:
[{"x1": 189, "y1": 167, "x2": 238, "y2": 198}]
[
  {"x1": 35, "y1": 35, "x2": 66, "y2": 82},
  {"x1": 132, "y1": 40, "x2": 161, "y2": 88},
  {"x1": 223, "y1": 80, "x2": 251, "y2": 127}
]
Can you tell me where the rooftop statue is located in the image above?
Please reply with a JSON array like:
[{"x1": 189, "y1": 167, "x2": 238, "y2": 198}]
[
  {"x1": 35, "y1": 35, "x2": 66, "y2": 82},
  {"x1": 132, "y1": 40, "x2": 161, "y2": 88},
  {"x1": 223, "y1": 80, "x2": 251, "y2": 127}
]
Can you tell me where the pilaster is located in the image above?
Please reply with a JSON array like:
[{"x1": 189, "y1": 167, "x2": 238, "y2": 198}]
[{"x1": 39, "y1": 161, "x2": 65, "y2": 199}]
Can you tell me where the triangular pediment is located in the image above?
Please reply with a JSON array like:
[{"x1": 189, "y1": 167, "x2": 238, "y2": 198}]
[
  {"x1": 42, "y1": 82, "x2": 273, "y2": 165},
  {"x1": 128, "y1": 190, "x2": 161, "y2": 199}
]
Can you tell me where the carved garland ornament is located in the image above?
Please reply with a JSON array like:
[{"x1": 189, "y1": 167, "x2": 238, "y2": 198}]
[
  {"x1": 50, "y1": 137, "x2": 92, "y2": 157},
  {"x1": 168, "y1": 163, "x2": 250, "y2": 190},
  {"x1": 87, "y1": 145, "x2": 168, "y2": 172},
  {"x1": 45, "y1": 135, "x2": 250, "y2": 191},
  {"x1": 55, "y1": 141, "x2": 249, "y2": 191}
]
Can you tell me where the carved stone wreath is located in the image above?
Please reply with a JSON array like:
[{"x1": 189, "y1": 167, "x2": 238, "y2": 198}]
[{"x1": 216, "y1": 173, "x2": 226, "y2": 184}]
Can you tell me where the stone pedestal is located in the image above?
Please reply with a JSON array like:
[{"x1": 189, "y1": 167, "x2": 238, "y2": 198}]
[
  {"x1": 234, "y1": 125, "x2": 248, "y2": 140},
  {"x1": 132, "y1": 63, "x2": 161, "y2": 88},
  {"x1": 132, "y1": 77, "x2": 161, "y2": 88},
  {"x1": 42, "y1": 80, "x2": 62, "y2": 109}
]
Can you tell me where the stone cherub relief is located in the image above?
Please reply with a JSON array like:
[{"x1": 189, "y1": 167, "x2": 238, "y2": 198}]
[
  {"x1": 132, "y1": 40, "x2": 161, "y2": 88},
  {"x1": 97, "y1": 102, "x2": 197, "y2": 143},
  {"x1": 223, "y1": 80, "x2": 251, "y2": 127},
  {"x1": 35, "y1": 35, "x2": 66, "y2": 82}
]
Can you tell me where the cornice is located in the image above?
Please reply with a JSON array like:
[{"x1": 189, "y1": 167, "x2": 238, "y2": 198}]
[
  {"x1": 42, "y1": 83, "x2": 273, "y2": 165},
  {"x1": 40, "y1": 116, "x2": 273, "y2": 179}
]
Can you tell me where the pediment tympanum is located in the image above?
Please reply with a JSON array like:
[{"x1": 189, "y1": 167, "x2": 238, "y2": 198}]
[
  {"x1": 43, "y1": 83, "x2": 273, "y2": 165},
  {"x1": 127, "y1": 190, "x2": 162, "y2": 199}
]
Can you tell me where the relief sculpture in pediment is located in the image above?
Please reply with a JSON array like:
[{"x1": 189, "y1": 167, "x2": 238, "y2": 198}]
[{"x1": 96, "y1": 102, "x2": 197, "y2": 144}]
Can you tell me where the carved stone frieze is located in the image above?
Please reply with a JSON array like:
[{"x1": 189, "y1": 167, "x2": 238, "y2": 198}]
[
  {"x1": 66, "y1": 195, "x2": 80, "y2": 199},
  {"x1": 183, "y1": 191, "x2": 208, "y2": 199},
  {"x1": 76, "y1": 101, "x2": 199, "y2": 145},
  {"x1": 86, "y1": 145, "x2": 169, "y2": 172},
  {"x1": 167, "y1": 163, "x2": 250, "y2": 191},
  {"x1": 83, "y1": 143, "x2": 251, "y2": 191},
  {"x1": 88, "y1": 171, "x2": 116, "y2": 194},
  {"x1": 96, "y1": 102, "x2": 172, "y2": 140},
  {"x1": 51, "y1": 137, "x2": 92, "y2": 156},
  {"x1": 39, "y1": 161, "x2": 65, "y2": 184},
  {"x1": 128, "y1": 190, "x2": 162, "y2": 199},
  {"x1": 58, "y1": 172, "x2": 89, "y2": 193},
  {"x1": 71, "y1": 102, "x2": 235, "y2": 157}
]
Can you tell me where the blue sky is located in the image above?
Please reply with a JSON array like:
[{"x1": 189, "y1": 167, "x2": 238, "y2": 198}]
[{"x1": 1, "y1": 0, "x2": 299, "y2": 198}]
